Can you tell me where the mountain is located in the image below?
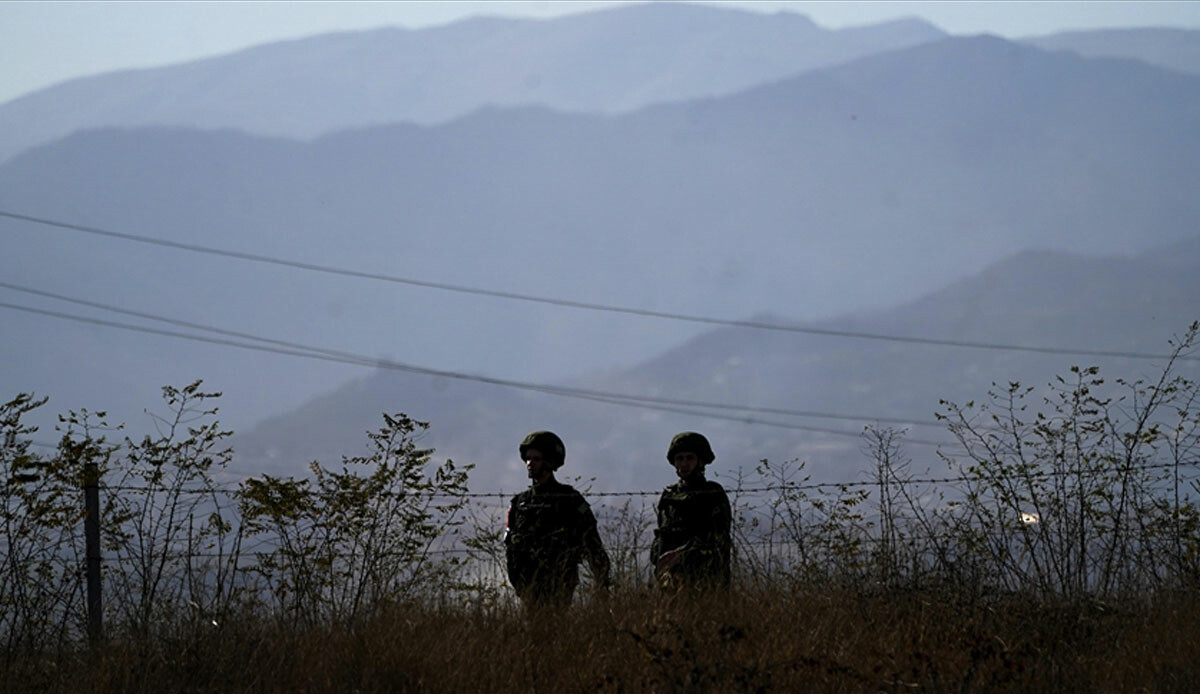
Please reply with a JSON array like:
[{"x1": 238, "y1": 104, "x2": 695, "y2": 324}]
[
  {"x1": 1025, "y1": 27, "x2": 1200, "y2": 76},
  {"x1": 230, "y1": 238, "x2": 1200, "y2": 492},
  {"x1": 2, "y1": 34, "x2": 1198, "y2": 442},
  {"x1": 0, "y1": 2, "x2": 945, "y2": 163}
]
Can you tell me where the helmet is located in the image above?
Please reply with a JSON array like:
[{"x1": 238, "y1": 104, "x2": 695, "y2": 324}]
[
  {"x1": 666, "y1": 431, "x2": 715, "y2": 465},
  {"x1": 519, "y1": 430, "x2": 566, "y2": 470}
]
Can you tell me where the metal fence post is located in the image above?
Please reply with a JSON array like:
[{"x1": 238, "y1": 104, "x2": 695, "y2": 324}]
[{"x1": 84, "y1": 460, "x2": 102, "y2": 645}]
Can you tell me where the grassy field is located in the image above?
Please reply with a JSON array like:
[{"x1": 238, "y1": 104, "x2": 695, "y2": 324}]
[
  {"x1": 10, "y1": 586, "x2": 1198, "y2": 692},
  {"x1": 5, "y1": 331, "x2": 1200, "y2": 691}
]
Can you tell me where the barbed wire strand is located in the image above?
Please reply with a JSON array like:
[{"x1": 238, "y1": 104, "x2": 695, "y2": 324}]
[{"x1": 88, "y1": 457, "x2": 1198, "y2": 498}]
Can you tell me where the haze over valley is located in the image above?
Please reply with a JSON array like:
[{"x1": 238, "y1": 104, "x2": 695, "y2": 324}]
[{"x1": 2, "y1": 3, "x2": 1197, "y2": 491}]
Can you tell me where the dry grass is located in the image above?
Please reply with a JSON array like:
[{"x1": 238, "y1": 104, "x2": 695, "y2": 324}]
[{"x1": 9, "y1": 586, "x2": 1198, "y2": 692}]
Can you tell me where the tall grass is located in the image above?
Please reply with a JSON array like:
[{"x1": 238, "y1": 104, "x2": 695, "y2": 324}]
[
  {"x1": 3, "y1": 324, "x2": 1199, "y2": 690},
  {"x1": 13, "y1": 588, "x2": 1199, "y2": 692}
]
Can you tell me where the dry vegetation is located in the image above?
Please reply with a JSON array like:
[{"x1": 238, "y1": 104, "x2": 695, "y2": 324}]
[
  {"x1": 3, "y1": 325, "x2": 1200, "y2": 691},
  {"x1": 13, "y1": 588, "x2": 1200, "y2": 692}
]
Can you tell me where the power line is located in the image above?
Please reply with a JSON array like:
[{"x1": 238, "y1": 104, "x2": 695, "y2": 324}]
[
  {"x1": 4, "y1": 279, "x2": 944, "y2": 430},
  {"x1": 0, "y1": 280, "x2": 964, "y2": 435},
  {"x1": 3, "y1": 209, "x2": 1193, "y2": 363},
  {"x1": 0, "y1": 299, "x2": 956, "y2": 445},
  {"x1": 0, "y1": 280, "x2": 365, "y2": 364}
]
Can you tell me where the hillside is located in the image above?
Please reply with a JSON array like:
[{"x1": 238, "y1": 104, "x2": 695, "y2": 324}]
[
  {"x1": 2, "y1": 34, "x2": 1197, "y2": 446},
  {"x1": 1026, "y1": 27, "x2": 1200, "y2": 75},
  {"x1": 0, "y1": 3, "x2": 944, "y2": 163},
  {"x1": 230, "y1": 240, "x2": 1200, "y2": 492}
]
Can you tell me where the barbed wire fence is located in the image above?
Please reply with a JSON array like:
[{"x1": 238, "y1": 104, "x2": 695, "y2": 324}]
[
  {"x1": 3, "y1": 447, "x2": 1197, "y2": 653},
  {"x1": 3, "y1": 323, "x2": 1200, "y2": 657}
]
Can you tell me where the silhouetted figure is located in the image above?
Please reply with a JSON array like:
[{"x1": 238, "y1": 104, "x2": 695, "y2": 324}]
[
  {"x1": 505, "y1": 431, "x2": 610, "y2": 608},
  {"x1": 651, "y1": 431, "x2": 732, "y2": 591}
]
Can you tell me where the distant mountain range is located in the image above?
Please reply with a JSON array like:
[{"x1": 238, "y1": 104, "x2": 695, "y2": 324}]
[
  {"x1": 1026, "y1": 27, "x2": 1200, "y2": 76},
  {"x1": 1, "y1": 5, "x2": 1197, "y2": 470},
  {"x1": 231, "y1": 238, "x2": 1200, "y2": 492},
  {"x1": 0, "y1": 3, "x2": 946, "y2": 164},
  {"x1": 4, "y1": 2, "x2": 1200, "y2": 166}
]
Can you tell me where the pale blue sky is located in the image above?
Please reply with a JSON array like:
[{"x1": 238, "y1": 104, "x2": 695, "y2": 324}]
[{"x1": 4, "y1": 1, "x2": 1200, "y2": 105}]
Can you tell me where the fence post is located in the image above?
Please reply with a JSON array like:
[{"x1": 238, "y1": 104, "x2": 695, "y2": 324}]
[{"x1": 84, "y1": 460, "x2": 103, "y2": 645}]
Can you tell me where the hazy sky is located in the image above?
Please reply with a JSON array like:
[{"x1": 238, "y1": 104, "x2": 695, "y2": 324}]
[{"x1": 4, "y1": 1, "x2": 1200, "y2": 105}]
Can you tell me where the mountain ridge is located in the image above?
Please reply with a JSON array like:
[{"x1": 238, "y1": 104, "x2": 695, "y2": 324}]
[
  {"x1": 1025, "y1": 27, "x2": 1200, "y2": 75},
  {"x1": 229, "y1": 240, "x2": 1200, "y2": 491},
  {"x1": 2, "y1": 32, "x2": 1196, "y2": 452},
  {"x1": 0, "y1": 2, "x2": 945, "y2": 163}
]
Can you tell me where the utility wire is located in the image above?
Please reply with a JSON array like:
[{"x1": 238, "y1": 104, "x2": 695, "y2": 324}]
[
  {"x1": 10, "y1": 279, "x2": 939, "y2": 428},
  {"x1": 3, "y1": 209, "x2": 1193, "y2": 363},
  {"x1": 0, "y1": 280, "x2": 368, "y2": 366},
  {"x1": 0, "y1": 300, "x2": 956, "y2": 445},
  {"x1": 0, "y1": 280, "x2": 966, "y2": 433}
]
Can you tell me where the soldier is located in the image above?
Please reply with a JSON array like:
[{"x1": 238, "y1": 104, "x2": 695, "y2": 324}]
[
  {"x1": 651, "y1": 431, "x2": 732, "y2": 591},
  {"x1": 504, "y1": 430, "x2": 611, "y2": 608}
]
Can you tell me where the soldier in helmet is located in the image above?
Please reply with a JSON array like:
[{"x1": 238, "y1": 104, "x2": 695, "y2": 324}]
[
  {"x1": 504, "y1": 430, "x2": 611, "y2": 608},
  {"x1": 651, "y1": 431, "x2": 732, "y2": 591}
]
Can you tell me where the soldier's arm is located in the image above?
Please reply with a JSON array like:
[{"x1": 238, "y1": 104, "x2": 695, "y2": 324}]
[
  {"x1": 713, "y1": 488, "x2": 733, "y2": 545},
  {"x1": 652, "y1": 492, "x2": 692, "y2": 579},
  {"x1": 650, "y1": 493, "x2": 666, "y2": 565},
  {"x1": 578, "y1": 500, "x2": 611, "y2": 586},
  {"x1": 504, "y1": 500, "x2": 526, "y2": 592}
]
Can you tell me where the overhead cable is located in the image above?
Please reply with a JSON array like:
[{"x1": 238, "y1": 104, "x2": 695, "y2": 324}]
[
  {"x1": 0, "y1": 300, "x2": 956, "y2": 446},
  {"x1": 0, "y1": 280, "x2": 961, "y2": 433},
  {"x1": 3, "y1": 209, "x2": 1192, "y2": 362}
]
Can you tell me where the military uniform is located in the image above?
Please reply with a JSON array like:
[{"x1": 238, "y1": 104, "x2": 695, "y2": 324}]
[
  {"x1": 505, "y1": 479, "x2": 611, "y2": 607},
  {"x1": 651, "y1": 474, "x2": 732, "y2": 590}
]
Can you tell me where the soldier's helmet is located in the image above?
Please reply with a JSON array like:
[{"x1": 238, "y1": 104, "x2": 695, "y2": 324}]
[
  {"x1": 666, "y1": 431, "x2": 715, "y2": 465},
  {"x1": 520, "y1": 430, "x2": 566, "y2": 471}
]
